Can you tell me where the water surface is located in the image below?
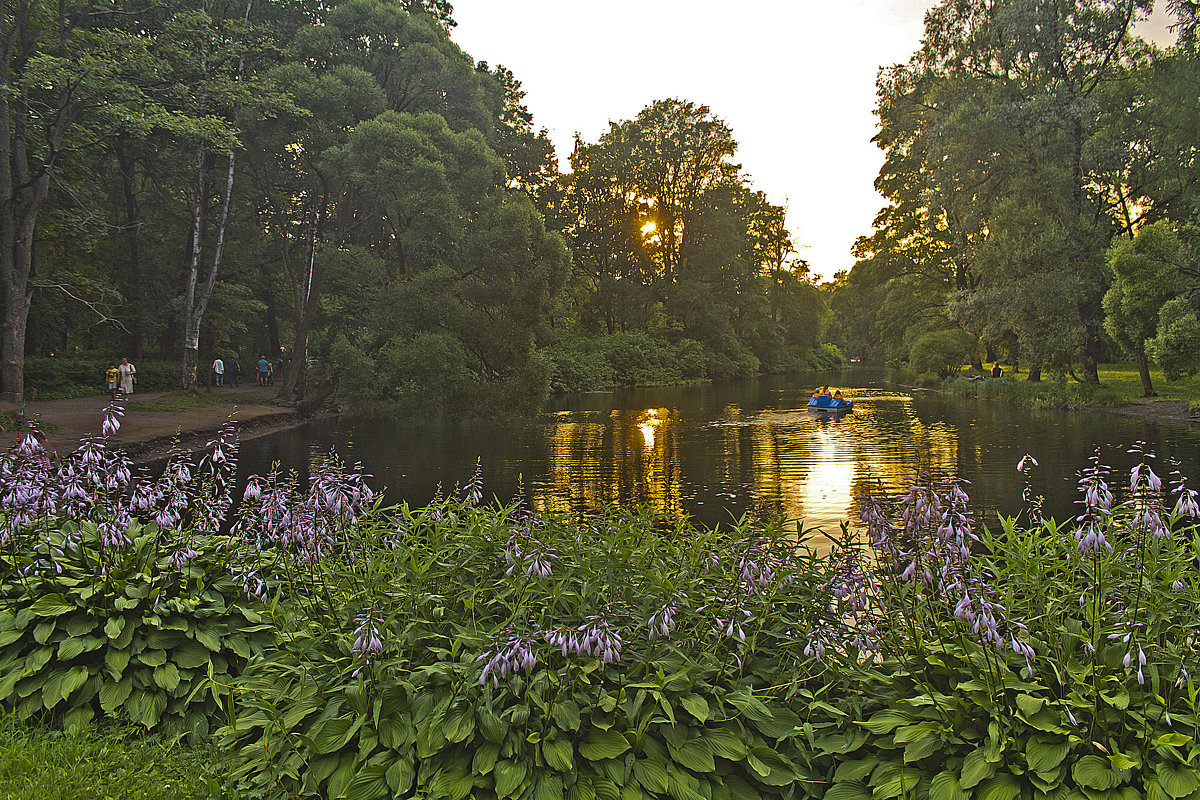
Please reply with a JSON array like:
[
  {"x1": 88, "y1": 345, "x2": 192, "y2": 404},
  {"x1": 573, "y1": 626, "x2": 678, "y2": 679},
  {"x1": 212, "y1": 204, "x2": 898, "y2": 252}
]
[{"x1": 238, "y1": 369, "x2": 1200, "y2": 537}]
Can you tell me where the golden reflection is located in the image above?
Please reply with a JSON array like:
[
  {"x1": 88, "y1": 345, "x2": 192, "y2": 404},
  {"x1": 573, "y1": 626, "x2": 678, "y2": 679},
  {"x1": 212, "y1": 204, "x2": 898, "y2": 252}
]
[{"x1": 534, "y1": 390, "x2": 964, "y2": 547}]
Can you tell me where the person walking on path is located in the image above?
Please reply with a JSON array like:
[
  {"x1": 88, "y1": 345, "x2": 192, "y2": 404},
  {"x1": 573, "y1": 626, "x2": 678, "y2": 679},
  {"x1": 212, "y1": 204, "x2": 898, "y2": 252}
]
[
  {"x1": 212, "y1": 356, "x2": 225, "y2": 387},
  {"x1": 117, "y1": 358, "x2": 136, "y2": 397},
  {"x1": 257, "y1": 355, "x2": 270, "y2": 386},
  {"x1": 225, "y1": 356, "x2": 240, "y2": 388},
  {"x1": 105, "y1": 363, "x2": 119, "y2": 401}
]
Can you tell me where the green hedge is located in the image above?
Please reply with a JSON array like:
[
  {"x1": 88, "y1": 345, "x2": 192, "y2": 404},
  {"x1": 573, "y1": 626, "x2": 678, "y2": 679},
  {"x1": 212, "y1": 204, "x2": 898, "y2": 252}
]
[{"x1": 23, "y1": 358, "x2": 180, "y2": 400}]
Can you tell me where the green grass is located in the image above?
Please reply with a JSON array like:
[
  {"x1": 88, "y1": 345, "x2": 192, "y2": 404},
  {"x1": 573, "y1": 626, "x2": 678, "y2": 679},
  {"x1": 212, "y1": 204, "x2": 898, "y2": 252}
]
[
  {"x1": 944, "y1": 362, "x2": 1200, "y2": 411},
  {"x1": 0, "y1": 715, "x2": 238, "y2": 800},
  {"x1": 128, "y1": 390, "x2": 250, "y2": 413}
]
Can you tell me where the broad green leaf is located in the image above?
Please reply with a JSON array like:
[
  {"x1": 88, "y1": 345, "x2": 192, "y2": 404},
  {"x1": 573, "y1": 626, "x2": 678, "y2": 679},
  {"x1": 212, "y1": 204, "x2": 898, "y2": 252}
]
[
  {"x1": 1074, "y1": 755, "x2": 1121, "y2": 791},
  {"x1": 823, "y1": 780, "x2": 871, "y2": 800},
  {"x1": 681, "y1": 694, "x2": 710, "y2": 723},
  {"x1": 961, "y1": 747, "x2": 995, "y2": 790},
  {"x1": 536, "y1": 775, "x2": 564, "y2": 800},
  {"x1": 705, "y1": 728, "x2": 749, "y2": 760},
  {"x1": 385, "y1": 756, "x2": 415, "y2": 794},
  {"x1": 870, "y1": 763, "x2": 924, "y2": 799},
  {"x1": 153, "y1": 663, "x2": 180, "y2": 692},
  {"x1": 746, "y1": 748, "x2": 796, "y2": 787},
  {"x1": 1156, "y1": 763, "x2": 1200, "y2": 798},
  {"x1": 904, "y1": 734, "x2": 941, "y2": 763},
  {"x1": 551, "y1": 700, "x2": 581, "y2": 731},
  {"x1": 56, "y1": 637, "x2": 88, "y2": 661},
  {"x1": 343, "y1": 763, "x2": 389, "y2": 800},
  {"x1": 30, "y1": 595, "x2": 74, "y2": 617},
  {"x1": 543, "y1": 739, "x2": 574, "y2": 772},
  {"x1": 1016, "y1": 695, "x2": 1045, "y2": 716},
  {"x1": 858, "y1": 709, "x2": 915, "y2": 735},
  {"x1": 138, "y1": 690, "x2": 167, "y2": 729},
  {"x1": 99, "y1": 676, "x2": 132, "y2": 712},
  {"x1": 835, "y1": 758, "x2": 879, "y2": 784},
  {"x1": 976, "y1": 773, "x2": 1020, "y2": 800},
  {"x1": 494, "y1": 759, "x2": 528, "y2": 798},
  {"x1": 1025, "y1": 737, "x2": 1070, "y2": 773},
  {"x1": 669, "y1": 738, "x2": 715, "y2": 773},
  {"x1": 929, "y1": 770, "x2": 965, "y2": 800},
  {"x1": 580, "y1": 729, "x2": 630, "y2": 761},
  {"x1": 633, "y1": 758, "x2": 669, "y2": 793},
  {"x1": 104, "y1": 616, "x2": 126, "y2": 639}
]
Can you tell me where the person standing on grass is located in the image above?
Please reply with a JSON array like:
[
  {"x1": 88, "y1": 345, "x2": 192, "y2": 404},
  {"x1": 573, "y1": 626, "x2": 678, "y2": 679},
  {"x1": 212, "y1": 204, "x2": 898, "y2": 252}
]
[
  {"x1": 257, "y1": 355, "x2": 270, "y2": 386},
  {"x1": 117, "y1": 358, "x2": 136, "y2": 397},
  {"x1": 212, "y1": 356, "x2": 225, "y2": 387},
  {"x1": 226, "y1": 355, "x2": 240, "y2": 388},
  {"x1": 105, "y1": 363, "x2": 119, "y2": 400}
]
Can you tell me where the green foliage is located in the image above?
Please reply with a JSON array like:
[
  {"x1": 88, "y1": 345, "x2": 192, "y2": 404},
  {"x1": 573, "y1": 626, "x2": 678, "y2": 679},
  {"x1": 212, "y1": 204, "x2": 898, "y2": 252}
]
[
  {"x1": 0, "y1": 714, "x2": 239, "y2": 800},
  {"x1": 909, "y1": 330, "x2": 975, "y2": 380},
  {"x1": 218, "y1": 500, "x2": 836, "y2": 799},
  {"x1": 945, "y1": 375, "x2": 1124, "y2": 409},
  {"x1": 0, "y1": 523, "x2": 271, "y2": 739},
  {"x1": 23, "y1": 359, "x2": 179, "y2": 400},
  {"x1": 1148, "y1": 298, "x2": 1200, "y2": 382}
]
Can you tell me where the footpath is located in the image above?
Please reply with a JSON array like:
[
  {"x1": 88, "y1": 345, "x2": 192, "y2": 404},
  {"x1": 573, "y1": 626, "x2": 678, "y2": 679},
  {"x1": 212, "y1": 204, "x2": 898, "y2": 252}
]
[{"x1": 0, "y1": 385, "x2": 315, "y2": 462}]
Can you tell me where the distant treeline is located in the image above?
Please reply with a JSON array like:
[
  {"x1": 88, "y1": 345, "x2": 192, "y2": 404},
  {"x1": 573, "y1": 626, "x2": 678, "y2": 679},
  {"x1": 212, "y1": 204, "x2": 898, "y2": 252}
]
[
  {"x1": 5, "y1": 0, "x2": 836, "y2": 416},
  {"x1": 826, "y1": 1, "x2": 1200, "y2": 397}
]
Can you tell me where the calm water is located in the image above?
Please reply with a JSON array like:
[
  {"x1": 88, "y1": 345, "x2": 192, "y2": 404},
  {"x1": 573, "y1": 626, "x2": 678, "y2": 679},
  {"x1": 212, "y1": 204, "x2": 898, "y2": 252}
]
[{"x1": 237, "y1": 369, "x2": 1200, "y2": 539}]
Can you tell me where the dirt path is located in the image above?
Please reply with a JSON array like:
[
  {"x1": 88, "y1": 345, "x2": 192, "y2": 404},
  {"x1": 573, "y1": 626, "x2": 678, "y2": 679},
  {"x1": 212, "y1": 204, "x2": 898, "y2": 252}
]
[{"x1": 1, "y1": 385, "x2": 323, "y2": 462}]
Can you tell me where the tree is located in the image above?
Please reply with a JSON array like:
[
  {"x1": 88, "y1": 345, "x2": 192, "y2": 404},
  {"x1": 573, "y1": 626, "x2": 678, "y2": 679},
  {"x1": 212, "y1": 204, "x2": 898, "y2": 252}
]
[{"x1": 1103, "y1": 222, "x2": 1187, "y2": 395}]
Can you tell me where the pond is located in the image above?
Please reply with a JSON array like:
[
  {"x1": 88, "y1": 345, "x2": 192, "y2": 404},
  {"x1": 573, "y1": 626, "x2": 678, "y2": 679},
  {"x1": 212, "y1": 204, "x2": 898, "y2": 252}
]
[{"x1": 237, "y1": 368, "x2": 1200, "y2": 540}]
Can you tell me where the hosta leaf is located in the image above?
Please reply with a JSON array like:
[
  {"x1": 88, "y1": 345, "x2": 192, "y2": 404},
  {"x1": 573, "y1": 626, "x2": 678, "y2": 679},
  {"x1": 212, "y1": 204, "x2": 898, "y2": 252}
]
[
  {"x1": 99, "y1": 676, "x2": 133, "y2": 712},
  {"x1": 138, "y1": 690, "x2": 167, "y2": 729},
  {"x1": 385, "y1": 756, "x2": 415, "y2": 794},
  {"x1": 308, "y1": 715, "x2": 356, "y2": 756},
  {"x1": 569, "y1": 775, "x2": 597, "y2": 800},
  {"x1": 1074, "y1": 755, "x2": 1121, "y2": 791},
  {"x1": 633, "y1": 758, "x2": 670, "y2": 793},
  {"x1": 479, "y1": 708, "x2": 509, "y2": 743},
  {"x1": 104, "y1": 647, "x2": 130, "y2": 678},
  {"x1": 870, "y1": 764, "x2": 924, "y2": 799},
  {"x1": 1156, "y1": 764, "x2": 1200, "y2": 799},
  {"x1": 858, "y1": 709, "x2": 915, "y2": 735},
  {"x1": 494, "y1": 759, "x2": 528, "y2": 798},
  {"x1": 705, "y1": 728, "x2": 749, "y2": 760},
  {"x1": 30, "y1": 594, "x2": 74, "y2": 617},
  {"x1": 64, "y1": 616, "x2": 96, "y2": 637},
  {"x1": 929, "y1": 771, "x2": 965, "y2": 800},
  {"x1": 961, "y1": 748, "x2": 995, "y2": 790},
  {"x1": 681, "y1": 694, "x2": 710, "y2": 723},
  {"x1": 536, "y1": 775, "x2": 564, "y2": 800},
  {"x1": 104, "y1": 617, "x2": 126, "y2": 639},
  {"x1": 343, "y1": 763, "x2": 389, "y2": 800},
  {"x1": 668, "y1": 738, "x2": 715, "y2": 773},
  {"x1": 153, "y1": 663, "x2": 180, "y2": 692},
  {"x1": 552, "y1": 700, "x2": 581, "y2": 731},
  {"x1": 746, "y1": 748, "x2": 796, "y2": 787},
  {"x1": 903, "y1": 735, "x2": 941, "y2": 763},
  {"x1": 1025, "y1": 737, "x2": 1070, "y2": 774},
  {"x1": 61, "y1": 665, "x2": 89, "y2": 702},
  {"x1": 473, "y1": 741, "x2": 500, "y2": 775},
  {"x1": 0, "y1": 629, "x2": 22, "y2": 647},
  {"x1": 543, "y1": 739, "x2": 574, "y2": 772},
  {"x1": 580, "y1": 729, "x2": 631, "y2": 761},
  {"x1": 835, "y1": 758, "x2": 879, "y2": 784},
  {"x1": 136, "y1": 648, "x2": 166, "y2": 667},
  {"x1": 976, "y1": 773, "x2": 1020, "y2": 800},
  {"x1": 823, "y1": 781, "x2": 872, "y2": 800}
]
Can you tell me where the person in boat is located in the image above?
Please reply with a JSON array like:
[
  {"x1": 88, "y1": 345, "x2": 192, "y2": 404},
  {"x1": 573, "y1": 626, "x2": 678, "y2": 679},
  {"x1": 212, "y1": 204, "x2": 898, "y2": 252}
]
[
  {"x1": 833, "y1": 390, "x2": 844, "y2": 401},
  {"x1": 821, "y1": 386, "x2": 831, "y2": 396}
]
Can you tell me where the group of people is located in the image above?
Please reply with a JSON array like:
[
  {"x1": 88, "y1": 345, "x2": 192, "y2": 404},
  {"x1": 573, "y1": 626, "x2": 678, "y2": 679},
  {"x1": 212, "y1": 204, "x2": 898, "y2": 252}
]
[
  {"x1": 104, "y1": 358, "x2": 137, "y2": 400},
  {"x1": 211, "y1": 354, "x2": 283, "y2": 387},
  {"x1": 811, "y1": 386, "x2": 845, "y2": 401}
]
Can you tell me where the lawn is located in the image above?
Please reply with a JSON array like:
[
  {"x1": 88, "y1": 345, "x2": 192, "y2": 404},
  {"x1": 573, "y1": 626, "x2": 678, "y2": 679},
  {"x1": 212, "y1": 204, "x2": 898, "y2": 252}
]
[{"x1": 1096, "y1": 362, "x2": 1200, "y2": 403}]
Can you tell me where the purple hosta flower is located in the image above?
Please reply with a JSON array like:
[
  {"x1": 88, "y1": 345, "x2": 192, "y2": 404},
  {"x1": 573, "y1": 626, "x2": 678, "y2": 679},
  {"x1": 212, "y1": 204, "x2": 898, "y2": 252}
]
[
  {"x1": 736, "y1": 540, "x2": 781, "y2": 593},
  {"x1": 648, "y1": 594, "x2": 686, "y2": 640},
  {"x1": 350, "y1": 608, "x2": 384, "y2": 677},
  {"x1": 458, "y1": 461, "x2": 484, "y2": 506},
  {"x1": 803, "y1": 622, "x2": 833, "y2": 662},
  {"x1": 829, "y1": 545, "x2": 873, "y2": 614},
  {"x1": 168, "y1": 537, "x2": 200, "y2": 569},
  {"x1": 1174, "y1": 579, "x2": 1186, "y2": 592},
  {"x1": 242, "y1": 476, "x2": 263, "y2": 503},
  {"x1": 1074, "y1": 522, "x2": 1112, "y2": 557},
  {"x1": 478, "y1": 630, "x2": 538, "y2": 686},
  {"x1": 231, "y1": 554, "x2": 266, "y2": 600},
  {"x1": 1170, "y1": 469, "x2": 1200, "y2": 518},
  {"x1": 504, "y1": 533, "x2": 558, "y2": 580},
  {"x1": 545, "y1": 616, "x2": 623, "y2": 663},
  {"x1": 100, "y1": 404, "x2": 124, "y2": 437},
  {"x1": 1017, "y1": 454, "x2": 1039, "y2": 472},
  {"x1": 1065, "y1": 706, "x2": 1080, "y2": 727}
]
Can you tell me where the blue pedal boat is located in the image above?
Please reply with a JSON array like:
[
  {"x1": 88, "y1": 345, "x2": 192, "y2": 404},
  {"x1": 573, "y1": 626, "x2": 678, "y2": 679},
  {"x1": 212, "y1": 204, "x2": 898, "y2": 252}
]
[{"x1": 808, "y1": 395, "x2": 854, "y2": 411}]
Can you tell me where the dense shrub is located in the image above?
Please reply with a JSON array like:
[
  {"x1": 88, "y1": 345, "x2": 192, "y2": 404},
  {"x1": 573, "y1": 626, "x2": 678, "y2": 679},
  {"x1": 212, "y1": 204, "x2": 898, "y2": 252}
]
[
  {"x1": 23, "y1": 358, "x2": 179, "y2": 400},
  {"x1": 1149, "y1": 297, "x2": 1200, "y2": 381},
  {"x1": 0, "y1": 418, "x2": 270, "y2": 739},
  {"x1": 945, "y1": 375, "x2": 1124, "y2": 409},
  {"x1": 909, "y1": 330, "x2": 975, "y2": 379}
]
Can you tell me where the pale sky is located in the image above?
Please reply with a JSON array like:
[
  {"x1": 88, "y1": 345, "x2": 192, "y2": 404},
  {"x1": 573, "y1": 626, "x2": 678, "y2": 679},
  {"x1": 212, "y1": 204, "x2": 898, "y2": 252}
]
[{"x1": 449, "y1": 1, "x2": 1177, "y2": 281}]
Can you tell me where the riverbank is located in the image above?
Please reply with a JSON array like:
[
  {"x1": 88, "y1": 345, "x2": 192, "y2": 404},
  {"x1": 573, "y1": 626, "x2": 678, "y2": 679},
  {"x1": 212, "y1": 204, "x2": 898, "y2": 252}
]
[
  {"x1": 939, "y1": 363, "x2": 1200, "y2": 424},
  {"x1": 0, "y1": 385, "x2": 329, "y2": 463}
]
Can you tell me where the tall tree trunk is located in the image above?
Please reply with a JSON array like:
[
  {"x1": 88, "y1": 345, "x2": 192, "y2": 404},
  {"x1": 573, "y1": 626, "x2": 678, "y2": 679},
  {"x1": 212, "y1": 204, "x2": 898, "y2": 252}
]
[
  {"x1": 1134, "y1": 348, "x2": 1156, "y2": 397},
  {"x1": 279, "y1": 203, "x2": 323, "y2": 401}
]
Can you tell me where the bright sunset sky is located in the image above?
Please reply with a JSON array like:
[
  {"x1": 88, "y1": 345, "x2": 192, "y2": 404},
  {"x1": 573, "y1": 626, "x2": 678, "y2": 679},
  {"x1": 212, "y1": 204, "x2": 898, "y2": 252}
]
[{"x1": 449, "y1": 1, "x2": 1176, "y2": 281}]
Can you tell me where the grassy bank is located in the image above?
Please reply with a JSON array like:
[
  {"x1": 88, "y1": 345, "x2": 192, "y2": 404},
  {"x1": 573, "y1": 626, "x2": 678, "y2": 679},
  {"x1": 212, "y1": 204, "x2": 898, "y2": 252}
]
[
  {"x1": 0, "y1": 715, "x2": 238, "y2": 799},
  {"x1": 943, "y1": 362, "x2": 1200, "y2": 412}
]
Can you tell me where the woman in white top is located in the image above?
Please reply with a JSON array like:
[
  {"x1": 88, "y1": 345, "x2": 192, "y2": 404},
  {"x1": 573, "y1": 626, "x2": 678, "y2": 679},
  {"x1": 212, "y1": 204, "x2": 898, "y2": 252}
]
[{"x1": 118, "y1": 358, "x2": 136, "y2": 396}]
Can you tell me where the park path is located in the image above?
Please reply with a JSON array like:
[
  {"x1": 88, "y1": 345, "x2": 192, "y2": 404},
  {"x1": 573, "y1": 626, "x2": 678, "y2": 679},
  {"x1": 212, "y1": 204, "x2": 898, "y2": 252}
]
[{"x1": 0, "y1": 385, "x2": 300, "y2": 458}]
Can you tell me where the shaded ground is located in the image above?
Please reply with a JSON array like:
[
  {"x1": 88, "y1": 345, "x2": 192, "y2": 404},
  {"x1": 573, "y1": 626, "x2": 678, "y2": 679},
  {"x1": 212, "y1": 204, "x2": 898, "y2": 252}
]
[
  {"x1": 0, "y1": 384, "x2": 320, "y2": 463},
  {"x1": 1102, "y1": 398, "x2": 1197, "y2": 425}
]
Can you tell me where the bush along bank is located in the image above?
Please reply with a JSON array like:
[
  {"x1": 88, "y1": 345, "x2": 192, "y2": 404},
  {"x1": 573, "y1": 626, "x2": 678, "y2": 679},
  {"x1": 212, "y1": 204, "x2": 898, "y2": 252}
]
[
  {"x1": 2, "y1": 408, "x2": 1200, "y2": 798},
  {"x1": 943, "y1": 374, "x2": 1125, "y2": 410}
]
